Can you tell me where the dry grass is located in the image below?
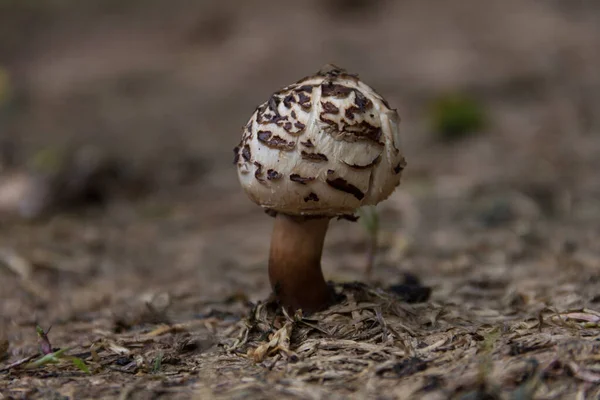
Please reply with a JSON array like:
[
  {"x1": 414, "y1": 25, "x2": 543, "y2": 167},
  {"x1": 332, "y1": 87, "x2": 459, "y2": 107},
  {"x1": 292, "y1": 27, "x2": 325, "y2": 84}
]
[
  {"x1": 1, "y1": 0, "x2": 600, "y2": 399},
  {"x1": 1, "y1": 270, "x2": 599, "y2": 399}
]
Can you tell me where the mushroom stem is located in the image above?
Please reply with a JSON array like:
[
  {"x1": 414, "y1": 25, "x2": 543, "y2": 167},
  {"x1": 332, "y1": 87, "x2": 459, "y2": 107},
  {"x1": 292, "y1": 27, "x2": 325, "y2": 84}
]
[{"x1": 268, "y1": 213, "x2": 333, "y2": 313}]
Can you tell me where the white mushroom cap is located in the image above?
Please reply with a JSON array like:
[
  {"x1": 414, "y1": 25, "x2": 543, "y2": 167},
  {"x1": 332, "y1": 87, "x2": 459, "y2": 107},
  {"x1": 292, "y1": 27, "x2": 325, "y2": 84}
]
[{"x1": 234, "y1": 65, "x2": 406, "y2": 217}]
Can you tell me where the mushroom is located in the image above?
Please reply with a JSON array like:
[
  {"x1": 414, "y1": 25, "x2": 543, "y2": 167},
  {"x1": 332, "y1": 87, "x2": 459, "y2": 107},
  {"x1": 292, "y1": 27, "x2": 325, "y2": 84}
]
[{"x1": 234, "y1": 65, "x2": 406, "y2": 313}]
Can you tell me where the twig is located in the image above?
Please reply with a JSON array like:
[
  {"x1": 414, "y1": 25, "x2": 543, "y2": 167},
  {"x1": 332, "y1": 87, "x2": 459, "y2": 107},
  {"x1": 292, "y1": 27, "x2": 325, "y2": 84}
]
[
  {"x1": 0, "y1": 354, "x2": 38, "y2": 373},
  {"x1": 226, "y1": 323, "x2": 250, "y2": 353}
]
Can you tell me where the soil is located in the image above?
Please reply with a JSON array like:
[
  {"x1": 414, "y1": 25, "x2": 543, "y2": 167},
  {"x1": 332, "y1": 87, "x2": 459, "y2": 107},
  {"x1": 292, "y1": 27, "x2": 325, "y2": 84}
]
[{"x1": 1, "y1": 1, "x2": 599, "y2": 399}]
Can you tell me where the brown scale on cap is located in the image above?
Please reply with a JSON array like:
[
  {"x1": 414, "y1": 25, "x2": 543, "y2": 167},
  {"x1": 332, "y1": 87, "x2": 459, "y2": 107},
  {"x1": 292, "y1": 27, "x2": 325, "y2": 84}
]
[
  {"x1": 394, "y1": 157, "x2": 407, "y2": 174},
  {"x1": 317, "y1": 64, "x2": 360, "y2": 80},
  {"x1": 321, "y1": 83, "x2": 354, "y2": 98},
  {"x1": 344, "y1": 107, "x2": 361, "y2": 120},
  {"x1": 290, "y1": 174, "x2": 315, "y2": 185},
  {"x1": 321, "y1": 101, "x2": 340, "y2": 115},
  {"x1": 267, "y1": 169, "x2": 282, "y2": 180},
  {"x1": 304, "y1": 192, "x2": 319, "y2": 202},
  {"x1": 297, "y1": 92, "x2": 311, "y2": 110},
  {"x1": 319, "y1": 114, "x2": 337, "y2": 129},
  {"x1": 233, "y1": 146, "x2": 241, "y2": 164},
  {"x1": 280, "y1": 120, "x2": 305, "y2": 136},
  {"x1": 257, "y1": 131, "x2": 296, "y2": 151},
  {"x1": 343, "y1": 121, "x2": 383, "y2": 145},
  {"x1": 296, "y1": 85, "x2": 314, "y2": 93},
  {"x1": 255, "y1": 104, "x2": 268, "y2": 124},
  {"x1": 283, "y1": 94, "x2": 295, "y2": 108},
  {"x1": 320, "y1": 115, "x2": 384, "y2": 146},
  {"x1": 242, "y1": 145, "x2": 251, "y2": 161},
  {"x1": 254, "y1": 162, "x2": 266, "y2": 183},
  {"x1": 301, "y1": 151, "x2": 328, "y2": 162},
  {"x1": 268, "y1": 95, "x2": 280, "y2": 115},
  {"x1": 353, "y1": 91, "x2": 372, "y2": 111},
  {"x1": 241, "y1": 124, "x2": 252, "y2": 143},
  {"x1": 326, "y1": 177, "x2": 365, "y2": 200}
]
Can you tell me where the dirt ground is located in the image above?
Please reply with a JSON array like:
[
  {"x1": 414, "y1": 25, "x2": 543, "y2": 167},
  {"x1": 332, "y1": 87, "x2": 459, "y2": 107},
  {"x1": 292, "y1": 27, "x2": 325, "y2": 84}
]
[{"x1": 1, "y1": 1, "x2": 600, "y2": 399}]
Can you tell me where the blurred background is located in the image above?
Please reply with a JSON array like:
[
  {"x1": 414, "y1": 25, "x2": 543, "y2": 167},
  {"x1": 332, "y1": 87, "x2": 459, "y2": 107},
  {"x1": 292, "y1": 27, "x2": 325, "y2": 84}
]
[{"x1": 1, "y1": 0, "x2": 600, "y2": 326}]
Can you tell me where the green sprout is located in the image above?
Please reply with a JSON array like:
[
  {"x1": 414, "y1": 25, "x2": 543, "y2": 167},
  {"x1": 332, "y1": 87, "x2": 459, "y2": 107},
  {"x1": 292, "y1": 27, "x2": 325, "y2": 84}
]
[
  {"x1": 358, "y1": 205, "x2": 380, "y2": 279},
  {"x1": 0, "y1": 67, "x2": 10, "y2": 107},
  {"x1": 29, "y1": 146, "x2": 69, "y2": 175},
  {"x1": 0, "y1": 339, "x2": 8, "y2": 361},
  {"x1": 475, "y1": 327, "x2": 501, "y2": 394},
  {"x1": 25, "y1": 347, "x2": 90, "y2": 374},
  {"x1": 36, "y1": 325, "x2": 53, "y2": 355},
  {"x1": 151, "y1": 352, "x2": 163, "y2": 374},
  {"x1": 25, "y1": 325, "x2": 90, "y2": 374},
  {"x1": 428, "y1": 93, "x2": 487, "y2": 142}
]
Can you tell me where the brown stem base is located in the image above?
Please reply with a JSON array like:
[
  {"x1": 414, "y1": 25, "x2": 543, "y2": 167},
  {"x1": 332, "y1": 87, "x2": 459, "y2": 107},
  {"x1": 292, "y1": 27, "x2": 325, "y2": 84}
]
[{"x1": 268, "y1": 214, "x2": 333, "y2": 313}]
